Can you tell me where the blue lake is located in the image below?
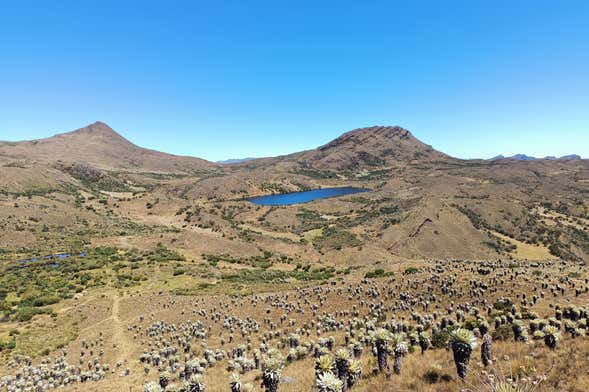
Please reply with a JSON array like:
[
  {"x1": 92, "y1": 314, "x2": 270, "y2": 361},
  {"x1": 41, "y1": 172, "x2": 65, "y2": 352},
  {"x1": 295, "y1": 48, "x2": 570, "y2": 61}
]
[{"x1": 248, "y1": 187, "x2": 369, "y2": 206}]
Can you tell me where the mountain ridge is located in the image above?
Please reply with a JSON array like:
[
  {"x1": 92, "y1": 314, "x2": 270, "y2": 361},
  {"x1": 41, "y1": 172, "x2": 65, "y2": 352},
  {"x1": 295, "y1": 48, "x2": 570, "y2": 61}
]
[
  {"x1": 490, "y1": 153, "x2": 582, "y2": 161},
  {"x1": 0, "y1": 121, "x2": 587, "y2": 263},
  {"x1": 1, "y1": 122, "x2": 585, "y2": 170}
]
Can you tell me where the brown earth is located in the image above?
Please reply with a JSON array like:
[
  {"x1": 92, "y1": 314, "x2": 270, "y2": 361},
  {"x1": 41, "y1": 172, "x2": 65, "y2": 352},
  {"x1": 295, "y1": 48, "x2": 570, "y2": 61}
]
[{"x1": 0, "y1": 122, "x2": 586, "y2": 262}]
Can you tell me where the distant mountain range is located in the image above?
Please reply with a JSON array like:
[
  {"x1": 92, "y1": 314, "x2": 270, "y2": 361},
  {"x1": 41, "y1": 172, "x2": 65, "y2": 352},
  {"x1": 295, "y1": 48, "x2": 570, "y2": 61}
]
[
  {"x1": 3, "y1": 122, "x2": 582, "y2": 169},
  {"x1": 490, "y1": 154, "x2": 582, "y2": 161},
  {"x1": 217, "y1": 158, "x2": 257, "y2": 164}
]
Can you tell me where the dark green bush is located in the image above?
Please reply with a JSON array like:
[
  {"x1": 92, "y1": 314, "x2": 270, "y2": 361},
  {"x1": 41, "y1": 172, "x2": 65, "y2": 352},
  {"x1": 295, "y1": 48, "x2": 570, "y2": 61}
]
[
  {"x1": 364, "y1": 268, "x2": 394, "y2": 279},
  {"x1": 492, "y1": 324, "x2": 515, "y2": 341},
  {"x1": 404, "y1": 267, "x2": 420, "y2": 275}
]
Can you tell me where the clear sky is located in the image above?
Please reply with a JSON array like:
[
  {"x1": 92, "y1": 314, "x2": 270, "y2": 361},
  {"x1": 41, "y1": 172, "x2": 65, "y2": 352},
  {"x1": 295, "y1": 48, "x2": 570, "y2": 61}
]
[{"x1": 0, "y1": 1, "x2": 587, "y2": 161}]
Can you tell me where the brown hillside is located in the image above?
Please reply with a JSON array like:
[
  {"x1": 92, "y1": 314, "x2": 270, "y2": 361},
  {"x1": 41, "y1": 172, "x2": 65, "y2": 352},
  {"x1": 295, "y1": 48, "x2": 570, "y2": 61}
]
[
  {"x1": 0, "y1": 121, "x2": 215, "y2": 173},
  {"x1": 0, "y1": 122, "x2": 587, "y2": 262},
  {"x1": 310, "y1": 125, "x2": 451, "y2": 168},
  {"x1": 238, "y1": 125, "x2": 452, "y2": 172}
]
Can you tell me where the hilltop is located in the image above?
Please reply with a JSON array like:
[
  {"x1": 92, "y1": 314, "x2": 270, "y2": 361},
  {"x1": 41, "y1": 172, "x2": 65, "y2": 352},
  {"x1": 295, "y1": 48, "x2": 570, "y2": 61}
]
[
  {"x1": 276, "y1": 125, "x2": 450, "y2": 170},
  {"x1": 0, "y1": 121, "x2": 214, "y2": 173},
  {"x1": 0, "y1": 122, "x2": 587, "y2": 263}
]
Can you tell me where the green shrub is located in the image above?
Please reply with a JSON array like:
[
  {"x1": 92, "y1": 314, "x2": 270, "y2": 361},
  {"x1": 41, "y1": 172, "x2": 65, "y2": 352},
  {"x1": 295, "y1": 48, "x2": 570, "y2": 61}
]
[
  {"x1": 15, "y1": 307, "x2": 51, "y2": 322},
  {"x1": 31, "y1": 295, "x2": 60, "y2": 307},
  {"x1": 492, "y1": 324, "x2": 515, "y2": 341},
  {"x1": 493, "y1": 298, "x2": 513, "y2": 311},
  {"x1": 0, "y1": 339, "x2": 16, "y2": 351},
  {"x1": 431, "y1": 328, "x2": 454, "y2": 348},
  {"x1": 364, "y1": 268, "x2": 394, "y2": 279}
]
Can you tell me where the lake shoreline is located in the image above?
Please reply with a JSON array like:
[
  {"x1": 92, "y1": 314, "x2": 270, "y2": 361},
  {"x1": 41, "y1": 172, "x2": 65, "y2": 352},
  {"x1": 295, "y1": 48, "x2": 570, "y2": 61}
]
[{"x1": 247, "y1": 186, "x2": 370, "y2": 206}]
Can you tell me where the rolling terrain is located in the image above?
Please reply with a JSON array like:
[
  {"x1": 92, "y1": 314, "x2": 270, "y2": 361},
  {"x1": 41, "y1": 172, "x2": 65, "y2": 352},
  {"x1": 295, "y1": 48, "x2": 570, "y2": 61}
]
[
  {"x1": 0, "y1": 122, "x2": 588, "y2": 392},
  {"x1": 0, "y1": 122, "x2": 587, "y2": 262}
]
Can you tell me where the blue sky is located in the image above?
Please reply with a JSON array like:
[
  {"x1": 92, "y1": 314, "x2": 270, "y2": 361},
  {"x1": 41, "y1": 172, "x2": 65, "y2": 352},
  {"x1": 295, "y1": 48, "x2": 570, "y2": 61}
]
[{"x1": 0, "y1": 1, "x2": 587, "y2": 161}]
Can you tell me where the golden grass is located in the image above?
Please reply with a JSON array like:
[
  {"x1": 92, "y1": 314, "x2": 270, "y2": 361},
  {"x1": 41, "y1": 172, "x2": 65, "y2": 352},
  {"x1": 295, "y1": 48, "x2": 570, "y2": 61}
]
[{"x1": 491, "y1": 231, "x2": 553, "y2": 260}]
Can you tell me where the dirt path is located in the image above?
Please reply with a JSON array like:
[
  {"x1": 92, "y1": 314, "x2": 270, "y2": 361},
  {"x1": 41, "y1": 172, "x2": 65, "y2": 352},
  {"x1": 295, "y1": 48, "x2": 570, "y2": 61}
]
[
  {"x1": 60, "y1": 292, "x2": 142, "y2": 391},
  {"x1": 110, "y1": 293, "x2": 130, "y2": 366}
]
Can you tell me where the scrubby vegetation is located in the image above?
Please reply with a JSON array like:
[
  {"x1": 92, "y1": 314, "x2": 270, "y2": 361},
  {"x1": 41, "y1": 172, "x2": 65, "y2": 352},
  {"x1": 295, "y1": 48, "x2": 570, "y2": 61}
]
[
  {"x1": 0, "y1": 124, "x2": 587, "y2": 392},
  {"x1": 0, "y1": 256, "x2": 587, "y2": 392}
]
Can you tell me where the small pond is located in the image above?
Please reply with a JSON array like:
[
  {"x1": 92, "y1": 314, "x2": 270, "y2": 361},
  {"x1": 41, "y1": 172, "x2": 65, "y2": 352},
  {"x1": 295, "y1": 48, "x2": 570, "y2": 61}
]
[
  {"x1": 248, "y1": 187, "x2": 369, "y2": 206},
  {"x1": 17, "y1": 252, "x2": 87, "y2": 264}
]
